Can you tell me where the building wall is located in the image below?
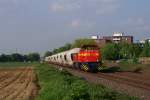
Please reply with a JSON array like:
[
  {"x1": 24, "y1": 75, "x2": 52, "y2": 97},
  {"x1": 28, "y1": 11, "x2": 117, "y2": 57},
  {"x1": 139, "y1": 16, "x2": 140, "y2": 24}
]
[
  {"x1": 95, "y1": 39, "x2": 112, "y2": 48},
  {"x1": 121, "y1": 36, "x2": 133, "y2": 44},
  {"x1": 139, "y1": 57, "x2": 150, "y2": 64},
  {"x1": 103, "y1": 36, "x2": 133, "y2": 44},
  {"x1": 94, "y1": 34, "x2": 133, "y2": 48}
]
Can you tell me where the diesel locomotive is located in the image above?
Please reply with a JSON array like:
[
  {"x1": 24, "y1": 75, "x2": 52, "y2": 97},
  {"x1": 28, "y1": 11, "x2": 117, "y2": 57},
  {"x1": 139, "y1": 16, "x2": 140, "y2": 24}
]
[{"x1": 45, "y1": 45, "x2": 102, "y2": 72}]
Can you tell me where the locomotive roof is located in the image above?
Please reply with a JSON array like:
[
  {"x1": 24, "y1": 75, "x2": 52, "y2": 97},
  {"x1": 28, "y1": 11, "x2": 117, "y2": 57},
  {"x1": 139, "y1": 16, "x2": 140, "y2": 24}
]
[
  {"x1": 81, "y1": 45, "x2": 99, "y2": 49},
  {"x1": 49, "y1": 48, "x2": 81, "y2": 57}
]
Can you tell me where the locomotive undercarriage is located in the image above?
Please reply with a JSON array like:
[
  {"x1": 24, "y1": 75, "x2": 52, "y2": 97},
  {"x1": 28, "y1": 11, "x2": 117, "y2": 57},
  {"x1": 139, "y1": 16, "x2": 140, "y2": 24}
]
[{"x1": 73, "y1": 62, "x2": 102, "y2": 72}]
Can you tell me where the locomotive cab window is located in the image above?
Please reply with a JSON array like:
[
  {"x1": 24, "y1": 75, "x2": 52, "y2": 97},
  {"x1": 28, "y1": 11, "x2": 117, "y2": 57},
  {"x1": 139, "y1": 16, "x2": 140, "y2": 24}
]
[{"x1": 71, "y1": 53, "x2": 76, "y2": 61}]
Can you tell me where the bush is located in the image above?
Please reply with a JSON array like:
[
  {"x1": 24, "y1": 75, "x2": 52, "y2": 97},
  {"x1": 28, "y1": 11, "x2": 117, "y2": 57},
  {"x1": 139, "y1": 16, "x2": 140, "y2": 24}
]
[
  {"x1": 140, "y1": 41, "x2": 150, "y2": 57},
  {"x1": 132, "y1": 57, "x2": 139, "y2": 64},
  {"x1": 101, "y1": 43, "x2": 119, "y2": 60},
  {"x1": 64, "y1": 80, "x2": 90, "y2": 100}
]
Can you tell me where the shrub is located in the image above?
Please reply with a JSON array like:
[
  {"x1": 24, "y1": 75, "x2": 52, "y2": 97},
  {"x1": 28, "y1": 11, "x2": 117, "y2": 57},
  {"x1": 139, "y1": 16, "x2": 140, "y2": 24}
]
[
  {"x1": 101, "y1": 43, "x2": 119, "y2": 60},
  {"x1": 64, "y1": 80, "x2": 90, "y2": 100}
]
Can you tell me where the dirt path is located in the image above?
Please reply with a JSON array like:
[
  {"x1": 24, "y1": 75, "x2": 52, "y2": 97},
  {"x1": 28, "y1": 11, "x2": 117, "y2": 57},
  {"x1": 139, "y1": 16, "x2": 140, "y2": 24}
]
[{"x1": 0, "y1": 67, "x2": 38, "y2": 100}]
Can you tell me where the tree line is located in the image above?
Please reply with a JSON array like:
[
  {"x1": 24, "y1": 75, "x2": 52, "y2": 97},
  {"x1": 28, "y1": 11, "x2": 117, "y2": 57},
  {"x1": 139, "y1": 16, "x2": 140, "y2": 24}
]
[
  {"x1": 44, "y1": 39, "x2": 150, "y2": 61},
  {"x1": 44, "y1": 39, "x2": 96, "y2": 57},
  {"x1": 0, "y1": 53, "x2": 40, "y2": 62},
  {"x1": 101, "y1": 41, "x2": 150, "y2": 60}
]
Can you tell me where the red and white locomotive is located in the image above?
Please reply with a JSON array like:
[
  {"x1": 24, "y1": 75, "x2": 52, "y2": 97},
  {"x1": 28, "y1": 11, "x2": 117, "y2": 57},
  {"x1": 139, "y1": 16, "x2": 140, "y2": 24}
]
[{"x1": 45, "y1": 45, "x2": 102, "y2": 72}]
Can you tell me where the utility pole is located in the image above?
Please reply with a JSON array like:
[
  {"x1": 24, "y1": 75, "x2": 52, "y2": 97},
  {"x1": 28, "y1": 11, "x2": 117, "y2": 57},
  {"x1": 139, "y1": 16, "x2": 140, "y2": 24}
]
[{"x1": 15, "y1": 48, "x2": 18, "y2": 53}]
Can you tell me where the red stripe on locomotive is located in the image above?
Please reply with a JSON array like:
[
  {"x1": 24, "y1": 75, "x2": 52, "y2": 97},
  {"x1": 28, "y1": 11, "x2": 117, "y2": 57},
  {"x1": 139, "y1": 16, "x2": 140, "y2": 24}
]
[{"x1": 73, "y1": 49, "x2": 101, "y2": 63}]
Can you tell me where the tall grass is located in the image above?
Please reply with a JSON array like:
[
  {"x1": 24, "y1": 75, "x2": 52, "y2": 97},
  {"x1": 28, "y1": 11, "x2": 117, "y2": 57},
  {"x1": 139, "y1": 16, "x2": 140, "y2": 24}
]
[{"x1": 35, "y1": 64, "x2": 138, "y2": 100}]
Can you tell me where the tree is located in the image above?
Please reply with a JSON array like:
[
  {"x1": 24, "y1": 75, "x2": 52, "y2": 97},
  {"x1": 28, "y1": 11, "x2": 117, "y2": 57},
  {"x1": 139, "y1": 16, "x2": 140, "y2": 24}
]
[
  {"x1": 101, "y1": 43, "x2": 119, "y2": 60},
  {"x1": 141, "y1": 41, "x2": 150, "y2": 57},
  {"x1": 22, "y1": 55, "x2": 29, "y2": 62},
  {"x1": 0, "y1": 54, "x2": 10, "y2": 62},
  {"x1": 63, "y1": 43, "x2": 72, "y2": 50},
  {"x1": 27, "y1": 53, "x2": 40, "y2": 61},
  {"x1": 52, "y1": 43, "x2": 72, "y2": 54},
  {"x1": 119, "y1": 43, "x2": 142, "y2": 59},
  {"x1": 44, "y1": 51, "x2": 53, "y2": 57},
  {"x1": 11, "y1": 53, "x2": 24, "y2": 62},
  {"x1": 131, "y1": 43, "x2": 142, "y2": 58},
  {"x1": 119, "y1": 43, "x2": 131, "y2": 59},
  {"x1": 72, "y1": 38, "x2": 97, "y2": 48}
]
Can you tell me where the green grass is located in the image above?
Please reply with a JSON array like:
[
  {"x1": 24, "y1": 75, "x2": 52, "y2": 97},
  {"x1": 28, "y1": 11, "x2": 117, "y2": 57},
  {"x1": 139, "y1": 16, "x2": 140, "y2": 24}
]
[
  {"x1": 0, "y1": 62, "x2": 39, "y2": 68},
  {"x1": 101, "y1": 60, "x2": 150, "y2": 72},
  {"x1": 35, "y1": 63, "x2": 138, "y2": 100},
  {"x1": 118, "y1": 61, "x2": 150, "y2": 72}
]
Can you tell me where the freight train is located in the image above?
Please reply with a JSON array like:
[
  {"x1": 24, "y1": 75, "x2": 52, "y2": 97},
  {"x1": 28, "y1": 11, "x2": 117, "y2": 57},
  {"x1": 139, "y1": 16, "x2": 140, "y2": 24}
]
[{"x1": 45, "y1": 45, "x2": 102, "y2": 72}]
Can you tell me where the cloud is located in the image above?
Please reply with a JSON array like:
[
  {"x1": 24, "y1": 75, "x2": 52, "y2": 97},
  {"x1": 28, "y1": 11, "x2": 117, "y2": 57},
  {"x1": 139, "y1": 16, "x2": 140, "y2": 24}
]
[
  {"x1": 0, "y1": 0, "x2": 20, "y2": 6},
  {"x1": 49, "y1": 1, "x2": 80, "y2": 12},
  {"x1": 127, "y1": 17, "x2": 144, "y2": 25},
  {"x1": 49, "y1": 0, "x2": 120, "y2": 15},
  {"x1": 87, "y1": 0, "x2": 120, "y2": 15},
  {"x1": 0, "y1": 0, "x2": 28, "y2": 14},
  {"x1": 123, "y1": 17, "x2": 150, "y2": 32},
  {"x1": 50, "y1": 3, "x2": 65, "y2": 12},
  {"x1": 70, "y1": 19, "x2": 80, "y2": 28},
  {"x1": 69, "y1": 19, "x2": 93, "y2": 30},
  {"x1": 95, "y1": 4, "x2": 119, "y2": 15},
  {"x1": 137, "y1": 26, "x2": 150, "y2": 31}
]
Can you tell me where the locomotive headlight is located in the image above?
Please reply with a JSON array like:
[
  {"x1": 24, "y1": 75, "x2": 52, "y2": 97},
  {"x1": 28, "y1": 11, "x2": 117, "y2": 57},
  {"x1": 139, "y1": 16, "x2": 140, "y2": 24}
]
[
  {"x1": 95, "y1": 53, "x2": 99, "y2": 56},
  {"x1": 84, "y1": 53, "x2": 87, "y2": 56}
]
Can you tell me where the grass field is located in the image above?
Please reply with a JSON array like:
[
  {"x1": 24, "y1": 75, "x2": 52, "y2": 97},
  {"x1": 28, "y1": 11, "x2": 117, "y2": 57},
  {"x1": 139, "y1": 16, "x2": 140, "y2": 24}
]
[
  {"x1": 102, "y1": 60, "x2": 150, "y2": 73},
  {"x1": 0, "y1": 62, "x2": 139, "y2": 100},
  {"x1": 0, "y1": 62, "x2": 39, "y2": 68},
  {"x1": 118, "y1": 64, "x2": 149, "y2": 73},
  {"x1": 35, "y1": 63, "x2": 138, "y2": 100}
]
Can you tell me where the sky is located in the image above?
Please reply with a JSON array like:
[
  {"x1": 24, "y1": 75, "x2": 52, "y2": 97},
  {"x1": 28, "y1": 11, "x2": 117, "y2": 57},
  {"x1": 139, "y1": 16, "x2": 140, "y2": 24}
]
[{"x1": 0, "y1": 0, "x2": 150, "y2": 54}]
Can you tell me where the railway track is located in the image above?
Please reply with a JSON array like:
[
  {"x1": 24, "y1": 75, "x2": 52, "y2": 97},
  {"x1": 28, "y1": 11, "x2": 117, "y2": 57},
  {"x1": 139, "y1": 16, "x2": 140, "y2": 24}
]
[
  {"x1": 96, "y1": 72, "x2": 150, "y2": 91},
  {"x1": 47, "y1": 64, "x2": 150, "y2": 100},
  {"x1": 54, "y1": 64, "x2": 150, "y2": 91}
]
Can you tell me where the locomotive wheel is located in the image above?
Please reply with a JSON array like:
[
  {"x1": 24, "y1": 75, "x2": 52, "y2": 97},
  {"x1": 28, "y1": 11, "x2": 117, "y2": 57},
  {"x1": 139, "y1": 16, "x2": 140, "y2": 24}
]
[
  {"x1": 97, "y1": 63, "x2": 102, "y2": 71},
  {"x1": 81, "y1": 63, "x2": 89, "y2": 71},
  {"x1": 73, "y1": 62, "x2": 80, "y2": 69}
]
